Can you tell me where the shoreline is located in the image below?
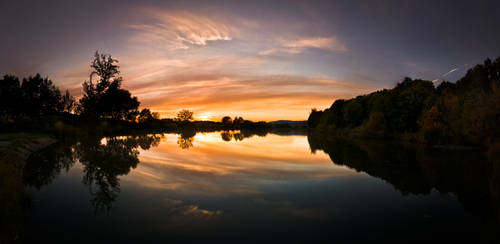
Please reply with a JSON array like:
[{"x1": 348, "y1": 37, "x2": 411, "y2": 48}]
[
  {"x1": 0, "y1": 134, "x2": 57, "y2": 243},
  {"x1": 307, "y1": 127, "x2": 487, "y2": 150}
]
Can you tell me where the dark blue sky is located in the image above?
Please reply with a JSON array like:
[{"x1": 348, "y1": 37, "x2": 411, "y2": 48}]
[{"x1": 1, "y1": 0, "x2": 499, "y2": 120}]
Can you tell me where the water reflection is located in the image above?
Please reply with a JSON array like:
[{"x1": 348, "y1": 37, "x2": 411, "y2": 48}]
[
  {"x1": 25, "y1": 132, "x2": 349, "y2": 212},
  {"x1": 176, "y1": 129, "x2": 269, "y2": 149},
  {"x1": 21, "y1": 131, "x2": 500, "y2": 242},
  {"x1": 308, "y1": 134, "x2": 500, "y2": 222},
  {"x1": 176, "y1": 130, "x2": 195, "y2": 149},
  {"x1": 220, "y1": 130, "x2": 266, "y2": 142},
  {"x1": 24, "y1": 134, "x2": 164, "y2": 213},
  {"x1": 25, "y1": 131, "x2": 500, "y2": 221},
  {"x1": 131, "y1": 133, "x2": 350, "y2": 197}
]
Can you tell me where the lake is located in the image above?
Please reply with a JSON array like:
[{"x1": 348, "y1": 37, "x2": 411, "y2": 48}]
[{"x1": 20, "y1": 131, "x2": 500, "y2": 243}]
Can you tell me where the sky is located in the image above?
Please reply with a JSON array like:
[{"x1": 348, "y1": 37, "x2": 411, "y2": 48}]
[{"x1": 1, "y1": 0, "x2": 500, "y2": 121}]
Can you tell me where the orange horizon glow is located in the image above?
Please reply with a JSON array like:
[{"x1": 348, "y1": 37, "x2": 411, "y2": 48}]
[
  {"x1": 39, "y1": 9, "x2": 382, "y2": 121},
  {"x1": 4, "y1": 2, "x2": 490, "y2": 122}
]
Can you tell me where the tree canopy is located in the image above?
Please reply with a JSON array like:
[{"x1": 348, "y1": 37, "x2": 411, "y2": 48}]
[
  {"x1": 176, "y1": 109, "x2": 194, "y2": 122},
  {"x1": 138, "y1": 108, "x2": 160, "y2": 123},
  {"x1": 78, "y1": 51, "x2": 139, "y2": 120},
  {"x1": 308, "y1": 57, "x2": 500, "y2": 146},
  {"x1": 221, "y1": 116, "x2": 232, "y2": 125},
  {"x1": 0, "y1": 52, "x2": 161, "y2": 124},
  {"x1": 0, "y1": 74, "x2": 74, "y2": 118}
]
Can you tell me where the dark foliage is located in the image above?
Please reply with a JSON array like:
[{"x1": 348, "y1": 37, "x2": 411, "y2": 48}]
[
  {"x1": 0, "y1": 75, "x2": 21, "y2": 118},
  {"x1": 78, "y1": 51, "x2": 139, "y2": 119},
  {"x1": 137, "y1": 108, "x2": 160, "y2": 123},
  {"x1": 308, "y1": 57, "x2": 500, "y2": 147},
  {"x1": 221, "y1": 116, "x2": 232, "y2": 125},
  {"x1": 307, "y1": 134, "x2": 500, "y2": 223},
  {"x1": 0, "y1": 74, "x2": 74, "y2": 119},
  {"x1": 24, "y1": 134, "x2": 164, "y2": 213},
  {"x1": 0, "y1": 51, "x2": 304, "y2": 135},
  {"x1": 307, "y1": 108, "x2": 323, "y2": 128},
  {"x1": 175, "y1": 109, "x2": 193, "y2": 122}
]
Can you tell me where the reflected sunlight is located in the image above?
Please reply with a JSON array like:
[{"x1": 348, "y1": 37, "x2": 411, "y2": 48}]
[{"x1": 123, "y1": 133, "x2": 355, "y2": 197}]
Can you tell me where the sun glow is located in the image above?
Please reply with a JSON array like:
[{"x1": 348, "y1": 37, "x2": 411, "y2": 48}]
[{"x1": 197, "y1": 113, "x2": 213, "y2": 121}]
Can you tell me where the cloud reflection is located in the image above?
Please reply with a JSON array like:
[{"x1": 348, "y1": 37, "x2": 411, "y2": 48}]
[{"x1": 123, "y1": 133, "x2": 355, "y2": 197}]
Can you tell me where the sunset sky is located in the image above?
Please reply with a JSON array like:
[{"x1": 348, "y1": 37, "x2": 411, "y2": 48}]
[{"x1": 1, "y1": 0, "x2": 500, "y2": 121}]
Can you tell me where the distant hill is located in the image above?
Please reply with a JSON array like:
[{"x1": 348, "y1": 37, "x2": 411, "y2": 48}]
[
  {"x1": 308, "y1": 57, "x2": 500, "y2": 147},
  {"x1": 268, "y1": 120, "x2": 308, "y2": 127}
]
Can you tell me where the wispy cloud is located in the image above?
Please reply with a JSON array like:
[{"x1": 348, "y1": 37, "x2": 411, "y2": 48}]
[
  {"x1": 49, "y1": 8, "x2": 364, "y2": 121},
  {"x1": 442, "y1": 68, "x2": 458, "y2": 77},
  {"x1": 127, "y1": 72, "x2": 377, "y2": 120},
  {"x1": 259, "y1": 37, "x2": 347, "y2": 56},
  {"x1": 128, "y1": 10, "x2": 233, "y2": 50},
  {"x1": 282, "y1": 37, "x2": 347, "y2": 52}
]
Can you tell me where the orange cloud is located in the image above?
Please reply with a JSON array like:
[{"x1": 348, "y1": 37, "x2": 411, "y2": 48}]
[
  {"x1": 46, "y1": 9, "x2": 376, "y2": 121},
  {"x1": 128, "y1": 74, "x2": 377, "y2": 121},
  {"x1": 283, "y1": 37, "x2": 347, "y2": 51},
  {"x1": 259, "y1": 37, "x2": 347, "y2": 56},
  {"x1": 53, "y1": 50, "x2": 378, "y2": 121}
]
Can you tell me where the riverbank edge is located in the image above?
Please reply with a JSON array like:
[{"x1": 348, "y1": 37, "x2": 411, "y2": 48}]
[
  {"x1": 0, "y1": 134, "x2": 57, "y2": 243},
  {"x1": 307, "y1": 127, "x2": 487, "y2": 150}
]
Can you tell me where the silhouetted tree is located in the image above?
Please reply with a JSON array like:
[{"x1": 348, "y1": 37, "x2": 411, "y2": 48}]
[
  {"x1": 60, "y1": 89, "x2": 75, "y2": 113},
  {"x1": 100, "y1": 88, "x2": 140, "y2": 120},
  {"x1": 138, "y1": 108, "x2": 151, "y2": 123},
  {"x1": 0, "y1": 75, "x2": 22, "y2": 118},
  {"x1": 138, "y1": 108, "x2": 160, "y2": 123},
  {"x1": 176, "y1": 109, "x2": 193, "y2": 122},
  {"x1": 222, "y1": 116, "x2": 232, "y2": 125},
  {"x1": 78, "y1": 51, "x2": 139, "y2": 119},
  {"x1": 21, "y1": 74, "x2": 64, "y2": 116},
  {"x1": 307, "y1": 108, "x2": 322, "y2": 128},
  {"x1": 233, "y1": 116, "x2": 244, "y2": 126},
  {"x1": 0, "y1": 74, "x2": 74, "y2": 118}
]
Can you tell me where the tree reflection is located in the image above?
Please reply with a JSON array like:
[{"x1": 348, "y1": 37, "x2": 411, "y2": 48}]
[
  {"x1": 24, "y1": 134, "x2": 164, "y2": 213},
  {"x1": 24, "y1": 143, "x2": 76, "y2": 189},
  {"x1": 233, "y1": 133, "x2": 244, "y2": 141},
  {"x1": 76, "y1": 137, "x2": 139, "y2": 213},
  {"x1": 177, "y1": 130, "x2": 196, "y2": 149},
  {"x1": 221, "y1": 132, "x2": 232, "y2": 141},
  {"x1": 220, "y1": 130, "x2": 267, "y2": 142},
  {"x1": 308, "y1": 133, "x2": 500, "y2": 223}
]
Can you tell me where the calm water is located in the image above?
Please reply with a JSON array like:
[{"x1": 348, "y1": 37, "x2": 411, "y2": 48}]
[{"x1": 21, "y1": 132, "x2": 500, "y2": 243}]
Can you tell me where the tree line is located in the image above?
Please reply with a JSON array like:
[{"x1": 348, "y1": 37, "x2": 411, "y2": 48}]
[
  {"x1": 0, "y1": 51, "x2": 159, "y2": 123},
  {"x1": 308, "y1": 57, "x2": 500, "y2": 147},
  {"x1": 0, "y1": 74, "x2": 74, "y2": 118},
  {"x1": 0, "y1": 51, "x2": 275, "y2": 130}
]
